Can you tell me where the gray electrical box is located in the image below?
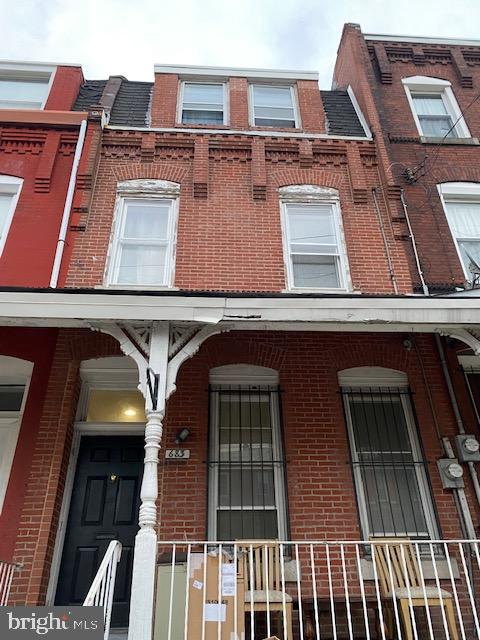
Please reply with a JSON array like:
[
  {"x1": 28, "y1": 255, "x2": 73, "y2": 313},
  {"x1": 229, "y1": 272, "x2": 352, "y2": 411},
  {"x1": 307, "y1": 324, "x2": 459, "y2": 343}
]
[
  {"x1": 437, "y1": 458, "x2": 465, "y2": 489},
  {"x1": 455, "y1": 434, "x2": 480, "y2": 462}
]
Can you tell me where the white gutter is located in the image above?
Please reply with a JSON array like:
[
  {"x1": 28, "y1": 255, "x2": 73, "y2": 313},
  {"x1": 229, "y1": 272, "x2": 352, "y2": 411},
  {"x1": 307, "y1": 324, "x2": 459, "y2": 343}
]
[{"x1": 49, "y1": 118, "x2": 87, "y2": 288}]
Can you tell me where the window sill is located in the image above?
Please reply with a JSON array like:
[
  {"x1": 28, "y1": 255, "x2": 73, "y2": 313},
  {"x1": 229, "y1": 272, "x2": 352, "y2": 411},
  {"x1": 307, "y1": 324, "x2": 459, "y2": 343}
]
[
  {"x1": 420, "y1": 136, "x2": 479, "y2": 145},
  {"x1": 282, "y1": 287, "x2": 360, "y2": 295},
  {"x1": 175, "y1": 122, "x2": 229, "y2": 130},
  {"x1": 96, "y1": 284, "x2": 179, "y2": 291}
]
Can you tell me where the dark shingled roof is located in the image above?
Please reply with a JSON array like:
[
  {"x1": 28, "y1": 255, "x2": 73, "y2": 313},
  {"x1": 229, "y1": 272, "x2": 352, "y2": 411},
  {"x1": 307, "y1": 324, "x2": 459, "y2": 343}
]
[
  {"x1": 73, "y1": 79, "x2": 153, "y2": 126},
  {"x1": 109, "y1": 81, "x2": 153, "y2": 127},
  {"x1": 320, "y1": 90, "x2": 367, "y2": 137},
  {"x1": 73, "y1": 80, "x2": 107, "y2": 112}
]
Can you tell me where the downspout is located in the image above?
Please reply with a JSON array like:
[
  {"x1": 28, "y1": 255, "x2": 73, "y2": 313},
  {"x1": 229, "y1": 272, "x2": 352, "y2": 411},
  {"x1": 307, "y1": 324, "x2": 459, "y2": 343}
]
[
  {"x1": 402, "y1": 190, "x2": 480, "y2": 529},
  {"x1": 435, "y1": 333, "x2": 480, "y2": 515},
  {"x1": 49, "y1": 118, "x2": 87, "y2": 288}
]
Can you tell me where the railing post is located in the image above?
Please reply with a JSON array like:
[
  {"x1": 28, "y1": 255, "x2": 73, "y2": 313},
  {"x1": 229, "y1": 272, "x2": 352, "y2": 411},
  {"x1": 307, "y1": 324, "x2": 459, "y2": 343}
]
[{"x1": 128, "y1": 410, "x2": 163, "y2": 640}]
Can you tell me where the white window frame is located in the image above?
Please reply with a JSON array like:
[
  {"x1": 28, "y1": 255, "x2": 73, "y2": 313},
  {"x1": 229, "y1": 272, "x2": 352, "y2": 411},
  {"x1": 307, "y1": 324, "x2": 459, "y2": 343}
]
[
  {"x1": 0, "y1": 62, "x2": 56, "y2": 110},
  {"x1": 339, "y1": 366, "x2": 439, "y2": 540},
  {"x1": 207, "y1": 364, "x2": 287, "y2": 541},
  {"x1": 402, "y1": 76, "x2": 470, "y2": 139},
  {"x1": 177, "y1": 80, "x2": 228, "y2": 126},
  {"x1": 249, "y1": 83, "x2": 300, "y2": 129},
  {"x1": 105, "y1": 179, "x2": 180, "y2": 289},
  {"x1": 438, "y1": 181, "x2": 480, "y2": 281},
  {"x1": 0, "y1": 356, "x2": 33, "y2": 514},
  {"x1": 0, "y1": 175, "x2": 23, "y2": 258},
  {"x1": 279, "y1": 185, "x2": 351, "y2": 292}
]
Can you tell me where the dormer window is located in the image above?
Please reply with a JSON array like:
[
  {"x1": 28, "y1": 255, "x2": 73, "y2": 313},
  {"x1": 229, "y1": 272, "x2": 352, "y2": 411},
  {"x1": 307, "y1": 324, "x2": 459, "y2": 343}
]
[
  {"x1": 251, "y1": 84, "x2": 298, "y2": 128},
  {"x1": 180, "y1": 82, "x2": 225, "y2": 125}
]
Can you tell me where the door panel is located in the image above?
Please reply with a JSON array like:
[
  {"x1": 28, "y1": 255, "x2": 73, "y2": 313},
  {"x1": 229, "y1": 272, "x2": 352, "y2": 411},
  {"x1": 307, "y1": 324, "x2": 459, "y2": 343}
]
[{"x1": 55, "y1": 436, "x2": 143, "y2": 628}]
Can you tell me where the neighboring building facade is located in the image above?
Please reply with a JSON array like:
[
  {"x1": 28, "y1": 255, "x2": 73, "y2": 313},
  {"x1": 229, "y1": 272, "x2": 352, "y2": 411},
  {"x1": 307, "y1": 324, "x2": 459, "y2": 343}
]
[{"x1": 1, "y1": 43, "x2": 480, "y2": 640}]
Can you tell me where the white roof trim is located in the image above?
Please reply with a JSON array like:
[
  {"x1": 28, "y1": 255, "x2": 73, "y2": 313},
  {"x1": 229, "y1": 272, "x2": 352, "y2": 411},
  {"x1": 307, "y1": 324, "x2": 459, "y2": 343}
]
[
  {"x1": 154, "y1": 63, "x2": 318, "y2": 81},
  {"x1": 0, "y1": 60, "x2": 80, "y2": 70},
  {"x1": 364, "y1": 34, "x2": 480, "y2": 47}
]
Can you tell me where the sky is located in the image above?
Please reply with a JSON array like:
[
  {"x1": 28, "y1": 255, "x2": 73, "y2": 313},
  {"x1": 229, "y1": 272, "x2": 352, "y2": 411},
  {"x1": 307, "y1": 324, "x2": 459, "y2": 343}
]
[{"x1": 1, "y1": 0, "x2": 480, "y2": 88}]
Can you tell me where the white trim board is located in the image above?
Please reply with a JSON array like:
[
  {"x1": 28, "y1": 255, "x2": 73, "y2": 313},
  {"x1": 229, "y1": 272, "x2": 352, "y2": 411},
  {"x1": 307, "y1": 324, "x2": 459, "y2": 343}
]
[
  {"x1": 364, "y1": 34, "x2": 480, "y2": 46},
  {"x1": 154, "y1": 63, "x2": 318, "y2": 81}
]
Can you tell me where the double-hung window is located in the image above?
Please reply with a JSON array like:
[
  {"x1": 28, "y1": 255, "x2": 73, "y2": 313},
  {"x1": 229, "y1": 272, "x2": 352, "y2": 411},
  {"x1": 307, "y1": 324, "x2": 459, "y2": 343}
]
[
  {"x1": 180, "y1": 82, "x2": 225, "y2": 125},
  {"x1": 107, "y1": 180, "x2": 179, "y2": 287},
  {"x1": 403, "y1": 76, "x2": 470, "y2": 139},
  {"x1": 439, "y1": 182, "x2": 480, "y2": 280},
  {"x1": 251, "y1": 84, "x2": 297, "y2": 128},
  {"x1": 340, "y1": 367, "x2": 438, "y2": 540},
  {"x1": 0, "y1": 176, "x2": 23, "y2": 257},
  {"x1": 208, "y1": 365, "x2": 287, "y2": 541},
  {"x1": 0, "y1": 65, "x2": 54, "y2": 110},
  {"x1": 280, "y1": 186, "x2": 350, "y2": 291}
]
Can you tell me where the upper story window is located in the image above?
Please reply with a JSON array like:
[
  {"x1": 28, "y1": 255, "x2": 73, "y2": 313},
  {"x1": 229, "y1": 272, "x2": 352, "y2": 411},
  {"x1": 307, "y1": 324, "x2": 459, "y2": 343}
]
[
  {"x1": 438, "y1": 182, "x2": 480, "y2": 280},
  {"x1": 180, "y1": 81, "x2": 226, "y2": 125},
  {"x1": 402, "y1": 76, "x2": 470, "y2": 139},
  {"x1": 251, "y1": 84, "x2": 298, "y2": 128},
  {"x1": 0, "y1": 176, "x2": 23, "y2": 257},
  {"x1": 106, "y1": 179, "x2": 179, "y2": 288},
  {"x1": 280, "y1": 185, "x2": 351, "y2": 291},
  {"x1": 0, "y1": 64, "x2": 55, "y2": 110}
]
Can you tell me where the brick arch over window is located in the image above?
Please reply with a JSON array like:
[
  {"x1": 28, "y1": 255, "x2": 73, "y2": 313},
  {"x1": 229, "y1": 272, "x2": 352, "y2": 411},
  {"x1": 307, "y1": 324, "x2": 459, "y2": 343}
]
[
  {"x1": 201, "y1": 334, "x2": 287, "y2": 372},
  {"x1": 271, "y1": 168, "x2": 345, "y2": 190},
  {"x1": 435, "y1": 169, "x2": 480, "y2": 185},
  {"x1": 112, "y1": 162, "x2": 188, "y2": 184}
]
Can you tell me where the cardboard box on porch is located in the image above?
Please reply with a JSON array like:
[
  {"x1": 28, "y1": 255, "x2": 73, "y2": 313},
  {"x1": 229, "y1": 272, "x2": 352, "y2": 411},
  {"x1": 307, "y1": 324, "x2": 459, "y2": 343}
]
[{"x1": 187, "y1": 550, "x2": 245, "y2": 640}]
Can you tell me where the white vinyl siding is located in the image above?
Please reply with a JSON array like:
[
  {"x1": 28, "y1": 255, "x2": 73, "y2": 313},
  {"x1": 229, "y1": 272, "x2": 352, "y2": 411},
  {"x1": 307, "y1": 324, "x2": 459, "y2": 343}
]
[
  {"x1": 251, "y1": 85, "x2": 297, "y2": 128},
  {"x1": 181, "y1": 82, "x2": 225, "y2": 125},
  {"x1": 283, "y1": 202, "x2": 347, "y2": 290},
  {"x1": 0, "y1": 76, "x2": 51, "y2": 110},
  {"x1": 108, "y1": 198, "x2": 177, "y2": 287}
]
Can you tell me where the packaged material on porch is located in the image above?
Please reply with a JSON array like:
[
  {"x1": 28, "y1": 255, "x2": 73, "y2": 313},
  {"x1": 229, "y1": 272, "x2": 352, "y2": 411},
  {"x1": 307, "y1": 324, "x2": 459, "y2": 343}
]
[{"x1": 187, "y1": 551, "x2": 245, "y2": 640}]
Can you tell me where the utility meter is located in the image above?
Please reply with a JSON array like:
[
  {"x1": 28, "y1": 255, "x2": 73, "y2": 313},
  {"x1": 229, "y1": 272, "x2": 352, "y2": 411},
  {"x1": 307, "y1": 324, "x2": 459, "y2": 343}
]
[
  {"x1": 455, "y1": 434, "x2": 480, "y2": 462},
  {"x1": 437, "y1": 458, "x2": 465, "y2": 489}
]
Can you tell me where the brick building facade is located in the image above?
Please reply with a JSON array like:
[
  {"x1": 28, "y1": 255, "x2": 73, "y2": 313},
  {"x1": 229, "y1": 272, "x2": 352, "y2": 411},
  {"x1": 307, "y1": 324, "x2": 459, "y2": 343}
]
[{"x1": 1, "y1": 37, "x2": 480, "y2": 640}]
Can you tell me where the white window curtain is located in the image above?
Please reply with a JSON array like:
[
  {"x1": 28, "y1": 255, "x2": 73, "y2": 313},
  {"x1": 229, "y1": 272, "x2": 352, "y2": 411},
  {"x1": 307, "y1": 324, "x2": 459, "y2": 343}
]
[
  {"x1": 285, "y1": 203, "x2": 341, "y2": 288},
  {"x1": 182, "y1": 82, "x2": 224, "y2": 125},
  {"x1": 444, "y1": 200, "x2": 480, "y2": 273},
  {"x1": 411, "y1": 93, "x2": 456, "y2": 138},
  {"x1": 112, "y1": 199, "x2": 174, "y2": 286}
]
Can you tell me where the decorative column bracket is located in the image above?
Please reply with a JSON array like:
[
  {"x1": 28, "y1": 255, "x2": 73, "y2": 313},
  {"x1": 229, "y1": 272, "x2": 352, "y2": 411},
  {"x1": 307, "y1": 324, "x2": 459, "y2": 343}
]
[{"x1": 437, "y1": 327, "x2": 480, "y2": 355}]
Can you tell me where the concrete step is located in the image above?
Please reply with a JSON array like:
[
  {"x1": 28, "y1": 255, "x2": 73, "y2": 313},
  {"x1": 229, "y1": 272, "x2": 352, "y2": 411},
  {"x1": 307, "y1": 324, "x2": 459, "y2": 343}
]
[{"x1": 109, "y1": 628, "x2": 128, "y2": 640}]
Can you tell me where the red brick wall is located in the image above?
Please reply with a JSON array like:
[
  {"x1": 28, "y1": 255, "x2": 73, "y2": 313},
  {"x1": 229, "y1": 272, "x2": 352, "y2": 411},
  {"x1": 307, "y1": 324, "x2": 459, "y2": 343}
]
[
  {"x1": 0, "y1": 127, "x2": 81, "y2": 287},
  {"x1": 65, "y1": 134, "x2": 413, "y2": 293},
  {"x1": 159, "y1": 331, "x2": 478, "y2": 543},
  {"x1": 45, "y1": 67, "x2": 84, "y2": 112},
  {"x1": 334, "y1": 26, "x2": 480, "y2": 289}
]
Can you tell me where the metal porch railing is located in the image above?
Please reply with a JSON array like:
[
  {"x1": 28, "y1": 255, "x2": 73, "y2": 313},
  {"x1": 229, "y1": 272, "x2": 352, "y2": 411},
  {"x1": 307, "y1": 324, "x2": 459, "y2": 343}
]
[
  {"x1": 0, "y1": 560, "x2": 21, "y2": 606},
  {"x1": 83, "y1": 540, "x2": 122, "y2": 640},
  {"x1": 155, "y1": 539, "x2": 480, "y2": 640}
]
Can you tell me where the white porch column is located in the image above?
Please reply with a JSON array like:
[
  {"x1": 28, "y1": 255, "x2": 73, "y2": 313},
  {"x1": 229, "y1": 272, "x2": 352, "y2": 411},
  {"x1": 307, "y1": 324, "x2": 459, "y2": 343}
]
[{"x1": 128, "y1": 322, "x2": 169, "y2": 640}]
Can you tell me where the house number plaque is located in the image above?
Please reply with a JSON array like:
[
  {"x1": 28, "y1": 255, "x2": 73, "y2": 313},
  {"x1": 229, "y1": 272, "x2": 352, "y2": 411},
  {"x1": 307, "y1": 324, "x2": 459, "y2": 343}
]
[{"x1": 165, "y1": 449, "x2": 191, "y2": 460}]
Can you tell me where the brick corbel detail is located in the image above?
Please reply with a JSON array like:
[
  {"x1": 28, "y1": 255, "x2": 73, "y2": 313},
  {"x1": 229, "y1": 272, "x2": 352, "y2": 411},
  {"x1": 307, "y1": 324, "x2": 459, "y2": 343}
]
[
  {"x1": 251, "y1": 138, "x2": 267, "y2": 200},
  {"x1": 451, "y1": 49, "x2": 473, "y2": 88},
  {"x1": 193, "y1": 137, "x2": 209, "y2": 198},
  {"x1": 346, "y1": 144, "x2": 368, "y2": 203},
  {"x1": 34, "y1": 132, "x2": 60, "y2": 193},
  {"x1": 298, "y1": 139, "x2": 313, "y2": 168},
  {"x1": 373, "y1": 44, "x2": 392, "y2": 84},
  {"x1": 412, "y1": 45, "x2": 426, "y2": 65},
  {"x1": 141, "y1": 134, "x2": 156, "y2": 163}
]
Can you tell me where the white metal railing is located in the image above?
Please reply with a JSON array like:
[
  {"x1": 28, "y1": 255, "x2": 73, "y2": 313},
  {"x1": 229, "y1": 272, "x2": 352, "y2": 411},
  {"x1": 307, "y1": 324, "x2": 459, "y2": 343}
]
[
  {"x1": 0, "y1": 560, "x2": 21, "y2": 606},
  {"x1": 83, "y1": 540, "x2": 122, "y2": 640},
  {"x1": 155, "y1": 540, "x2": 480, "y2": 640}
]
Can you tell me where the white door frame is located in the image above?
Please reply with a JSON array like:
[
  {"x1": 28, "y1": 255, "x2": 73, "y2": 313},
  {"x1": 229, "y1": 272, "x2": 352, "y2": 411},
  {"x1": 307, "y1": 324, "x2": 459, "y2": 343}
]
[{"x1": 46, "y1": 421, "x2": 145, "y2": 605}]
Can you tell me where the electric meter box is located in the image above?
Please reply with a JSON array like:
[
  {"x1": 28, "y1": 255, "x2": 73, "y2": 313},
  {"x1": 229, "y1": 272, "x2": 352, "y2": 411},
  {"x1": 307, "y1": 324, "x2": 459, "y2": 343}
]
[
  {"x1": 437, "y1": 458, "x2": 465, "y2": 489},
  {"x1": 455, "y1": 434, "x2": 480, "y2": 462}
]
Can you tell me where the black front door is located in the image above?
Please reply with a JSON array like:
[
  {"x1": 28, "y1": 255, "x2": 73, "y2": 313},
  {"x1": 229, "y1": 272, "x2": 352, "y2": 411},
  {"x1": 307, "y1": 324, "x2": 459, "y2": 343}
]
[{"x1": 55, "y1": 436, "x2": 144, "y2": 628}]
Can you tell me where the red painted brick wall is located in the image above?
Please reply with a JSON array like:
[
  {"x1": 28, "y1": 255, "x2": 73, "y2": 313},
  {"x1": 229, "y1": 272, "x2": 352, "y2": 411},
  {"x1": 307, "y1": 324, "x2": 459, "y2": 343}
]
[{"x1": 45, "y1": 67, "x2": 84, "y2": 112}]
